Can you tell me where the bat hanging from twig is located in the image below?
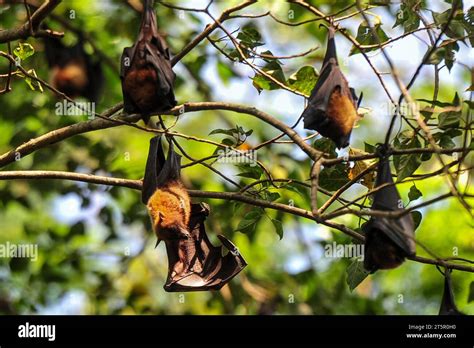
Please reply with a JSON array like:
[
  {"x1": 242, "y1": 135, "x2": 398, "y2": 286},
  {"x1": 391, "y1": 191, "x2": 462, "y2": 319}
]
[
  {"x1": 301, "y1": 25, "x2": 360, "y2": 149},
  {"x1": 142, "y1": 135, "x2": 247, "y2": 291},
  {"x1": 363, "y1": 145, "x2": 416, "y2": 272},
  {"x1": 43, "y1": 32, "x2": 104, "y2": 103},
  {"x1": 439, "y1": 269, "x2": 465, "y2": 315},
  {"x1": 120, "y1": 0, "x2": 177, "y2": 124}
]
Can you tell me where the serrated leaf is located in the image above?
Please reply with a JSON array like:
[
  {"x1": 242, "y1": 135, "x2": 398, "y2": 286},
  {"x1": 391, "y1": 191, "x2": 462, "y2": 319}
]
[
  {"x1": 287, "y1": 66, "x2": 318, "y2": 96},
  {"x1": 350, "y1": 22, "x2": 390, "y2": 55},
  {"x1": 393, "y1": 0, "x2": 421, "y2": 33},
  {"x1": 408, "y1": 184, "x2": 422, "y2": 201},
  {"x1": 252, "y1": 60, "x2": 286, "y2": 93},
  {"x1": 346, "y1": 258, "x2": 370, "y2": 291}
]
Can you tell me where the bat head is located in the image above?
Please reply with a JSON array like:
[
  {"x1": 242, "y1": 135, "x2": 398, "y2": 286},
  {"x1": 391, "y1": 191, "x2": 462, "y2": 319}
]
[{"x1": 142, "y1": 135, "x2": 182, "y2": 204}]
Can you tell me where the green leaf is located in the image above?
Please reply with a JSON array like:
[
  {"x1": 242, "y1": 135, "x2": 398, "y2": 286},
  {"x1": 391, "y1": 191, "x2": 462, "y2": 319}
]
[
  {"x1": 417, "y1": 99, "x2": 452, "y2": 107},
  {"x1": 437, "y1": 134, "x2": 456, "y2": 149},
  {"x1": 217, "y1": 60, "x2": 235, "y2": 84},
  {"x1": 236, "y1": 210, "x2": 263, "y2": 232},
  {"x1": 13, "y1": 42, "x2": 35, "y2": 61},
  {"x1": 221, "y1": 138, "x2": 236, "y2": 147},
  {"x1": 393, "y1": 134, "x2": 422, "y2": 182},
  {"x1": 393, "y1": 0, "x2": 421, "y2": 33},
  {"x1": 264, "y1": 191, "x2": 281, "y2": 202},
  {"x1": 438, "y1": 111, "x2": 461, "y2": 129},
  {"x1": 236, "y1": 163, "x2": 262, "y2": 179},
  {"x1": 209, "y1": 128, "x2": 237, "y2": 136},
  {"x1": 252, "y1": 61, "x2": 286, "y2": 93},
  {"x1": 319, "y1": 164, "x2": 350, "y2": 191},
  {"x1": 287, "y1": 66, "x2": 318, "y2": 96},
  {"x1": 313, "y1": 138, "x2": 337, "y2": 158},
  {"x1": 408, "y1": 184, "x2": 422, "y2": 201},
  {"x1": 364, "y1": 142, "x2": 376, "y2": 153},
  {"x1": 411, "y1": 211, "x2": 422, "y2": 230},
  {"x1": 271, "y1": 218, "x2": 284, "y2": 240},
  {"x1": 237, "y1": 26, "x2": 264, "y2": 48},
  {"x1": 350, "y1": 22, "x2": 390, "y2": 55},
  {"x1": 346, "y1": 258, "x2": 370, "y2": 291}
]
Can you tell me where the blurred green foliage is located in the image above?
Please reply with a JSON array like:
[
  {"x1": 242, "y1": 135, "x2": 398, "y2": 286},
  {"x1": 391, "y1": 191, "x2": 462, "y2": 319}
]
[{"x1": 0, "y1": 0, "x2": 472, "y2": 315}]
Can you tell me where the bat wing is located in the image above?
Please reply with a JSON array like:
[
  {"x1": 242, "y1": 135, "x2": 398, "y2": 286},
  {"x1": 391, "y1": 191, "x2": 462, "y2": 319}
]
[
  {"x1": 142, "y1": 135, "x2": 182, "y2": 204},
  {"x1": 142, "y1": 135, "x2": 166, "y2": 204},
  {"x1": 163, "y1": 203, "x2": 247, "y2": 292},
  {"x1": 302, "y1": 27, "x2": 357, "y2": 148},
  {"x1": 145, "y1": 42, "x2": 176, "y2": 102},
  {"x1": 368, "y1": 153, "x2": 416, "y2": 255},
  {"x1": 120, "y1": 46, "x2": 141, "y2": 114},
  {"x1": 439, "y1": 271, "x2": 465, "y2": 315}
]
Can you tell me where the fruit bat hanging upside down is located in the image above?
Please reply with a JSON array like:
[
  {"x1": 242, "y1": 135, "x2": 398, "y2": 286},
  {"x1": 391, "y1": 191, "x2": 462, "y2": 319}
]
[
  {"x1": 363, "y1": 145, "x2": 416, "y2": 272},
  {"x1": 120, "y1": 0, "x2": 177, "y2": 124},
  {"x1": 301, "y1": 26, "x2": 361, "y2": 149},
  {"x1": 44, "y1": 34, "x2": 104, "y2": 103},
  {"x1": 142, "y1": 135, "x2": 247, "y2": 291}
]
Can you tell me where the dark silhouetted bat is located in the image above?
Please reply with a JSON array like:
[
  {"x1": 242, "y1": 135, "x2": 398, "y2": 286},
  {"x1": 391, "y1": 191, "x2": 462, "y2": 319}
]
[
  {"x1": 142, "y1": 135, "x2": 246, "y2": 291},
  {"x1": 120, "y1": 0, "x2": 177, "y2": 124},
  {"x1": 44, "y1": 34, "x2": 104, "y2": 103},
  {"x1": 301, "y1": 26, "x2": 360, "y2": 149},
  {"x1": 439, "y1": 270, "x2": 465, "y2": 315},
  {"x1": 363, "y1": 145, "x2": 415, "y2": 272}
]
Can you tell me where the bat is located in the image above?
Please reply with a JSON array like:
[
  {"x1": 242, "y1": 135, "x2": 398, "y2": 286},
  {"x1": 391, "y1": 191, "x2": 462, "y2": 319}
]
[
  {"x1": 120, "y1": 0, "x2": 177, "y2": 124},
  {"x1": 363, "y1": 145, "x2": 416, "y2": 272},
  {"x1": 44, "y1": 34, "x2": 104, "y2": 103},
  {"x1": 142, "y1": 135, "x2": 247, "y2": 291},
  {"x1": 301, "y1": 26, "x2": 360, "y2": 149},
  {"x1": 439, "y1": 270, "x2": 465, "y2": 315}
]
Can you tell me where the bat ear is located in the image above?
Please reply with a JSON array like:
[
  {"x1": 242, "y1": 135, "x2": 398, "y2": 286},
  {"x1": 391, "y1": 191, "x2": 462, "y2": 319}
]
[{"x1": 142, "y1": 135, "x2": 165, "y2": 204}]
